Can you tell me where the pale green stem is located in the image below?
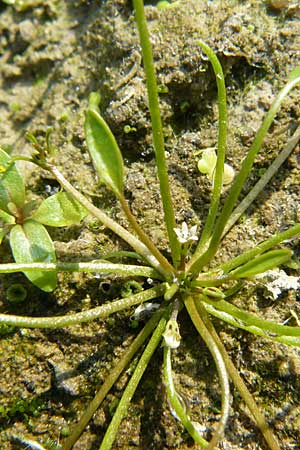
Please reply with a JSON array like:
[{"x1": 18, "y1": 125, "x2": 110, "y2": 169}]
[
  {"x1": 164, "y1": 282, "x2": 180, "y2": 301},
  {"x1": 194, "y1": 41, "x2": 227, "y2": 257},
  {"x1": 119, "y1": 195, "x2": 176, "y2": 277},
  {"x1": 98, "y1": 314, "x2": 168, "y2": 450},
  {"x1": 132, "y1": 0, "x2": 181, "y2": 267},
  {"x1": 184, "y1": 295, "x2": 230, "y2": 450},
  {"x1": 190, "y1": 277, "x2": 230, "y2": 288},
  {"x1": 189, "y1": 70, "x2": 300, "y2": 276},
  {"x1": 201, "y1": 295, "x2": 300, "y2": 337},
  {"x1": 0, "y1": 284, "x2": 166, "y2": 328},
  {"x1": 4, "y1": 155, "x2": 33, "y2": 166},
  {"x1": 0, "y1": 261, "x2": 161, "y2": 279},
  {"x1": 197, "y1": 303, "x2": 281, "y2": 450},
  {"x1": 163, "y1": 345, "x2": 218, "y2": 448},
  {"x1": 62, "y1": 309, "x2": 164, "y2": 450},
  {"x1": 217, "y1": 223, "x2": 300, "y2": 274},
  {"x1": 100, "y1": 250, "x2": 144, "y2": 261},
  {"x1": 223, "y1": 124, "x2": 300, "y2": 236},
  {"x1": 47, "y1": 164, "x2": 170, "y2": 278},
  {"x1": 202, "y1": 302, "x2": 300, "y2": 347}
]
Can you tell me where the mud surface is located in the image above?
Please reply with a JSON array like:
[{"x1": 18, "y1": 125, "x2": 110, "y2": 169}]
[{"x1": 0, "y1": 0, "x2": 300, "y2": 449}]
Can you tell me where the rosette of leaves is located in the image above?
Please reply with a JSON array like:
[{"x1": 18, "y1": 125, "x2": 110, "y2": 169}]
[{"x1": 0, "y1": 0, "x2": 300, "y2": 449}]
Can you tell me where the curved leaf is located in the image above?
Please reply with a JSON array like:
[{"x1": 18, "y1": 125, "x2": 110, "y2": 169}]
[
  {"x1": 31, "y1": 191, "x2": 88, "y2": 226},
  {"x1": 0, "y1": 148, "x2": 25, "y2": 215},
  {"x1": 10, "y1": 219, "x2": 57, "y2": 291},
  {"x1": 0, "y1": 228, "x2": 9, "y2": 244},
  {"x1": 85, "y1": 93, "x2": 124, "y2": 197},
  {"x1": 0, "y1": 208, "x2": 15, "y2": 225},
  {"x1": 288, "y1": 65, "x2": 300, "y2": 82},
  {"x1": 230, "y1": 249, "x2": 291, "y2": 279}
]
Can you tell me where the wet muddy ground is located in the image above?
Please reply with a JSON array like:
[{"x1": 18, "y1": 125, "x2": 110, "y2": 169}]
[{"x1": 0, "y1": 0, "x2": 300, "y2": 449}]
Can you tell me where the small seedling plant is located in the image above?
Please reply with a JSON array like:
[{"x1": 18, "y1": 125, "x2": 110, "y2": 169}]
[{"x1": 1, "y1": 1, "x2": 300, "y2": 449}]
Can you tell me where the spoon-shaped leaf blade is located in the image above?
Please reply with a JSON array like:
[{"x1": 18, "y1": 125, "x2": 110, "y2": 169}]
[
  {"x1": 85, "y1": 94, "x2": 124, "y2": 197},
  {"x1": 31, "y1": 191, "x2": 88, "y2": 227},
  {"x1": 230, "y1": 249, "x2": 292, "y2": 279},
  {"x1": 10, "y1": 219, "x2": 57, "y2": 291},
  {"x1": 0, "y1": 148, "x2": 25, "y2": 215}
]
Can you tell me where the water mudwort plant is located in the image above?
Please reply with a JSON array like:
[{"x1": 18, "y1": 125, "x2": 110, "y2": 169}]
[{"x1": 1, "y1": 1, "x2": 300, "y2": 449}]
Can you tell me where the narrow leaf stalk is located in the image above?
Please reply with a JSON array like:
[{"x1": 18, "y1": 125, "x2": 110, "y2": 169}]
[
  {"x1": 189, "y1": 70, "x2": 300, "y2": 275},
  {"x1": 229, "y1": 249, "x2": 291, "y2": 279},
  {"x1": 62, "y1": 309, "x2": 164, "y2": 450},
  {"x1": 222, "y1": 124, "x2": 300, "y2": 236},
  {"x1": 98, "y1": 314, "x2": 169, "y2": 450},
  {"x1": 132, "y1": 0, "x2": 180, "y2": 267},
  {"x1": 184, "y1": 295, "x2": 230, "y2": 449},
  {"x1": 197, "y1": 304, "x2": 281, "y2": 450},
  {"x1": 217, "y1": 223, "x2": 300, "y2": 274},
  {"x1": 0, "y1": 261, "x2": 162, "y2": 279},
  {"x1": 0, "y1": 284, "x2": 166, "y2": 329},
  {"x1": 194, "y1": 41, "x2": 227, "y2": 258},
  {"x1": 203, "y1": 303, "x2": 300, "y2": 347},
  {"x1": 119, "y1": 194, "x2": 176, "y2": 278},
  {"x1": 48, "y1": 164, "x2": 169, "y2": 278},
  {"x1": 163, "y1": 345, "x2": 217, "y2": 448},
  {"x1": 201, "y1": 296, "x2": 300, "y2": 337}
]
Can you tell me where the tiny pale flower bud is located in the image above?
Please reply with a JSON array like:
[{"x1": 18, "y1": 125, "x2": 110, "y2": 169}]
[{"x1": 163, "y1": 319, "x2": 181, "y2": 349}]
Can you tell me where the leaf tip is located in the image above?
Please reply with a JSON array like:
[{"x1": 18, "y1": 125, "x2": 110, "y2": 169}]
[{"x1": 88, "y1": 92, "x2": 101, "y2": 111}]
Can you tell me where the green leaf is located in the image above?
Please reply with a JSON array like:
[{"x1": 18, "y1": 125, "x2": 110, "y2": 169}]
[
  {"x1": 0, "y1": 228, "x2": 9, "y2": 244},
  {"x1": 0, "y1": 148, "x2": 25, "y2": 215},
  {"x1": 31, "y1": 191, "x2": 88, "y2": 227},
  {"x1": 85, "y1": 93, "x2": 124, "y2": 197},
  {"x1": 0, "y1": 208, "x2": 15, "y2": 224},
  {"x1": 9, "y1": 219, "x2": 57, "y2": 291},
  {"x1": 288, "y1": 65, "x2": 300, "y2": 82},
  {"x1": 230, "y1": 249, "x2": 292, "y2": 279}
]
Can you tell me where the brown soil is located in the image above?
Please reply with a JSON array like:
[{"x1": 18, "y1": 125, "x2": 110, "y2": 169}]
[{"x1": 0, "y1": 1, "x2": 300, "y2": 449}]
